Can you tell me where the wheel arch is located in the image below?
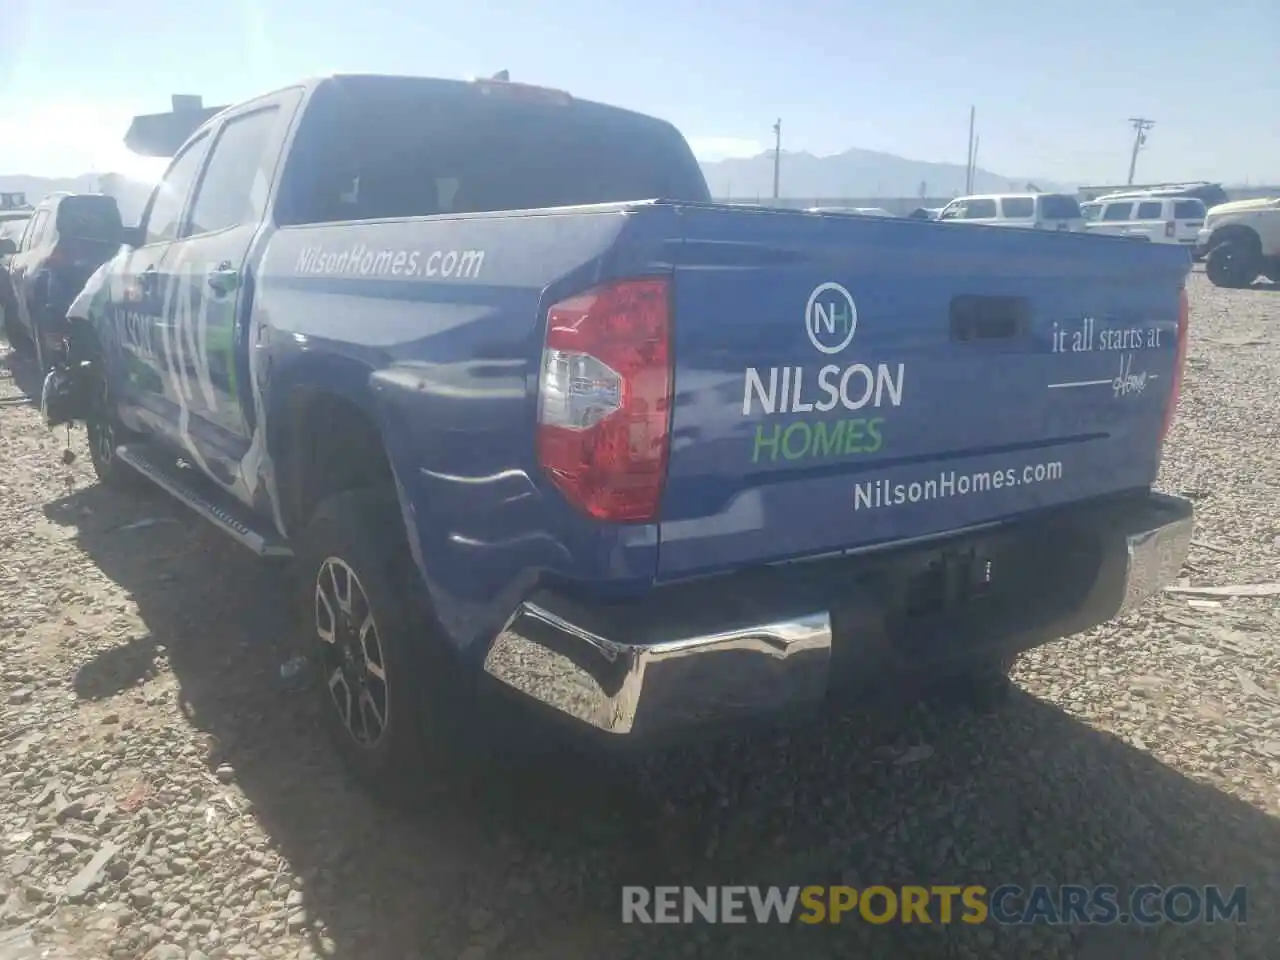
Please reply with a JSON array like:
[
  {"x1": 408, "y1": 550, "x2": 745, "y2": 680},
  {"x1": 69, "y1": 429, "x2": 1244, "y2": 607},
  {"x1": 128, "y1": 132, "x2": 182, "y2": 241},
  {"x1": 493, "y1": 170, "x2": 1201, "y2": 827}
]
[
  {"x1": 1207, "y1": 223, "x2": 1262, "y2": 254},
  {"x1": 272, "y1": 380, "x2": 398, "y2": 537}
]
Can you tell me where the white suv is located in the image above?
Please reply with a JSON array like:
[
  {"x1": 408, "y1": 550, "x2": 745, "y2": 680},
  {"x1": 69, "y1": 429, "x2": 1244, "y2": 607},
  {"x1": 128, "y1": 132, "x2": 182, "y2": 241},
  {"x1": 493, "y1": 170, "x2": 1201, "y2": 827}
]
[
  {"x1": 1080, "y1": 195, "x2": 1206, "y2": 247},
  {"x1": 936, "y1": 193, "x2": 1085, "y2": 231},
  {"x1": 1195, "y1": 197, "x2": 1280, "y2": 289}
]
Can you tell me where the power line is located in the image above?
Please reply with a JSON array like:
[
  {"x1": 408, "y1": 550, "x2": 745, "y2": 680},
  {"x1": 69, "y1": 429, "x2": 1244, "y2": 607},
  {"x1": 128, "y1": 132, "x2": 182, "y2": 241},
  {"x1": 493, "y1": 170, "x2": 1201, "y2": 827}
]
[
  {"x1": 1127, "y1": 118, "x2": 1155, "y2": 185},
  {"x1": 772, "y1": 119, "x2": 782, "y2": 200}
]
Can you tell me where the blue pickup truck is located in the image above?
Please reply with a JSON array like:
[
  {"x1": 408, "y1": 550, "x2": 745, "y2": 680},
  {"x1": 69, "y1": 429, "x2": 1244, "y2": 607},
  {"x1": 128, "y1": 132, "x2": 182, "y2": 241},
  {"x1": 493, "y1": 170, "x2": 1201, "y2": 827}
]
[{"x1": 44, "y1": 74, "x2": 1194, "y2": 792}]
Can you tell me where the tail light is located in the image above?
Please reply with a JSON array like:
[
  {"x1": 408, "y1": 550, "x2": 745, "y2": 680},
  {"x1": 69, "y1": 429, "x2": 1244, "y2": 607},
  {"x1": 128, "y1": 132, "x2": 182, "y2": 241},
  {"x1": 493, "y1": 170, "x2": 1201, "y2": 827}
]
[
  {"x1": 1164, "y1": 220, "x2": 1176, "y2": 238},
  {"x1": 536, "y1": 278, "x2": 672, "y2": 522},
  {"x1": 1160, "y1": 287, "x2": 1190, "y2": 447}
]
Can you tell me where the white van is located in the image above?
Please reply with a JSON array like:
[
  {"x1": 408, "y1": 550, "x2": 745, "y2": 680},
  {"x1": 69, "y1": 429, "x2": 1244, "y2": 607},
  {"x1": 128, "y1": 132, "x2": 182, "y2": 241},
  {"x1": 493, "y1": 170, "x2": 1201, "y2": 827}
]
[
  {"x1": 1080, "y1": 195, "x2": 1206, "y2": 246},
  {"x1": 935, "y1": 193, "x2": 1085, "y2": 231}
]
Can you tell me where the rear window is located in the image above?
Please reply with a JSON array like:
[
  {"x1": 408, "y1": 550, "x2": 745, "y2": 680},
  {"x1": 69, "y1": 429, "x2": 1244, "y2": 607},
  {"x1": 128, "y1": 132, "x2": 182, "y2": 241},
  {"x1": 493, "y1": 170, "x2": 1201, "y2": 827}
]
[
  {"x1": 999, "y1": 197, "x2": 1035, "y2": 218},
  {"x1": 1174, "y1": 199, "x2": 1206, "y2": 219},
  {"x1": 55, "y1": 196, "x2": 123, "y2": 241},
  {"x1": 1037, "y1": 194, "x2": 1081, "y2": 220},
  {"x1": 277, "y1": 78, "x2": 711, "y2": 224}
]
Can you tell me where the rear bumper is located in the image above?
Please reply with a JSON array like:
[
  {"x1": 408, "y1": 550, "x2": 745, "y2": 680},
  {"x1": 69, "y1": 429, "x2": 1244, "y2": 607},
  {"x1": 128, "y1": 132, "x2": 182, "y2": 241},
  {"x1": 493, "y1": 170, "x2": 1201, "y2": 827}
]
[{"x1": 481, "y1": 492, "x2": 1192, "y2": 738}]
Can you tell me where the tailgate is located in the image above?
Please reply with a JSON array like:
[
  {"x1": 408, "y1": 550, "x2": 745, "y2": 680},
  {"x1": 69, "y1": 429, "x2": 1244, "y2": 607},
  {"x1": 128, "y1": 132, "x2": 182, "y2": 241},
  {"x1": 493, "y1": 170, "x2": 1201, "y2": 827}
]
[{"x1": 656, "y1": 207, "x2": 1190, "y2": 579}]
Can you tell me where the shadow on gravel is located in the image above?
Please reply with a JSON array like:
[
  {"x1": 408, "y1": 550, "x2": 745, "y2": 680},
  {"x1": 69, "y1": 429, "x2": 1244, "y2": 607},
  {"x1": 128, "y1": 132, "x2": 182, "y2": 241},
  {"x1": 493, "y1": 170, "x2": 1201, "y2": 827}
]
[
  {"x1": 0, "y1": 344, "x2": 42, "y2": 404},
  {"x1": 0, "y1": 343, "x2": 45, "y2": 399},
  {"x1": 43, "y1": 482, "x2": 1280, "y2": 960},
  {"x1": 72, "y1": 635, "x2": 162, "y2": 701}
]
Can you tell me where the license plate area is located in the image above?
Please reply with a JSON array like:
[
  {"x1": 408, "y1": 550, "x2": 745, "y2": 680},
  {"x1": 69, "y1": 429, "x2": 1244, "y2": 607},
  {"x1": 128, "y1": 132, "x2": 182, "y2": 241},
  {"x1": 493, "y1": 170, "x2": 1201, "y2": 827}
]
[
  {"x1": 875, "y1": 521, "x2": 1101, "y2": 661},
  {"x1": 902, "y1": 547, "x2": 994, "y2": 618}
]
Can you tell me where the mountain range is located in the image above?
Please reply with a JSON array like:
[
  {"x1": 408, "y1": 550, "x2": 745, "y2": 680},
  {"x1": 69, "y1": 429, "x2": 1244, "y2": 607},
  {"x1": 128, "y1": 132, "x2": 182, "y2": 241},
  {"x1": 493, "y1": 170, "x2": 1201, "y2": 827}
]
[
  {"x1": 698, "y1": 147, "x2": 1071, "y2": 200},
  {"x1": 0, "y1": 145, "x2": 1069, "y2": 222}
]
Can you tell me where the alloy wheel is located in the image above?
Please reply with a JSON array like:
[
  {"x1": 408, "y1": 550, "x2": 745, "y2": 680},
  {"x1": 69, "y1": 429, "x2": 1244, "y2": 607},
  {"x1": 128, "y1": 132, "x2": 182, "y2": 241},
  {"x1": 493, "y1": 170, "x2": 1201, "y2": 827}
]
[{"x1": 314, "y1": 557, "x2": 390, "y2": 748}]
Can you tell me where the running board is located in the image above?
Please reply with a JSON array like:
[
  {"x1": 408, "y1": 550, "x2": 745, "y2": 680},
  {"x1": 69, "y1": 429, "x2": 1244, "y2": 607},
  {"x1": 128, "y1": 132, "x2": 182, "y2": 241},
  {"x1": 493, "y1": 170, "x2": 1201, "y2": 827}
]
[{"x1": 115, "y1": 444, "x2": 293, "y2": 558}]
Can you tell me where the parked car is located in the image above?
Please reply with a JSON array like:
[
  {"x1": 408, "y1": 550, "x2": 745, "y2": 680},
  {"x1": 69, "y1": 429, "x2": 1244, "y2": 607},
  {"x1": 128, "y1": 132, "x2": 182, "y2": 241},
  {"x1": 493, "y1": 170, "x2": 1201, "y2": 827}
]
[
  {"x1": 1094, "y1": 182, "x2": 1230, "y2": 212},
  {"x1": 46, "y1": 73, "x2": 1193, "y2": 794},
  {"x1": 0, "y1": 192, "x2": 123, "y2": 370},
  {"x1": 0, "y1": 217, "x2": 27, "y2": 259},
  {"x1": 1195, "y1": 197, "x2": 1280, "y2": 288},
  {"x1": 0, "y1": 219, "x2": 29, "y2": 346},
  {"x1": 1081, "y1": 195, "x2": 1205, "y2": 247},
  {"x1": 936, "y1": 193, "x2": 1085, "y2": 231}
]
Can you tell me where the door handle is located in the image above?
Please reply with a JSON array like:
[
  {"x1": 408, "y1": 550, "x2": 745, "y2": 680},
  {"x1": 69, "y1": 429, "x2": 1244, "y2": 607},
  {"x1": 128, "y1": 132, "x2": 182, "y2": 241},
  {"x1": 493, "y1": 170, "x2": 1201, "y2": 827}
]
[
  {"x1": 207, "y1": 261, "x2": 239, "y2": 295},
  {"x1": 137, "y1": 266, "x2": 158, "y2": 297}
]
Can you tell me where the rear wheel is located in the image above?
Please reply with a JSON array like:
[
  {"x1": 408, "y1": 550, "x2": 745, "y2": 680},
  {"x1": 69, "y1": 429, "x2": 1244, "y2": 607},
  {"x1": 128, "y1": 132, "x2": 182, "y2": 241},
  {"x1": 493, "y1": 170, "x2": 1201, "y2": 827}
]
[
  {"x1": 2, "y1": 305, "x2": 32, "y2": 357},
  {"x1": 86, "y1": 371, "x2": 144, "y2": 490},
  {"x1": 295, "y1": 487, "x2": 470, "y2": 799},
  {"x1": 1206, "y1": 240, "x2": 1260, "y2": 289}
]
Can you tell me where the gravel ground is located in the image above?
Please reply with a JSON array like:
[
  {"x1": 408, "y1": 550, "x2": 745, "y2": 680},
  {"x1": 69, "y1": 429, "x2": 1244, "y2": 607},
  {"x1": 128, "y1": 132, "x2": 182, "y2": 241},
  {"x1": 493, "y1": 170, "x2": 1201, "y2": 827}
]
[{"x1": 1, "y1": 269, "x2": 1279, "y2": 960}]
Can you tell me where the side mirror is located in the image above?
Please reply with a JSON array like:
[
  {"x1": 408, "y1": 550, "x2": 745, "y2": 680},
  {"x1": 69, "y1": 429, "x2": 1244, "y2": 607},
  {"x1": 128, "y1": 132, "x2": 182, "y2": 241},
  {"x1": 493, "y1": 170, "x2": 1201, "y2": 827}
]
[
  {"x1": 0, "y1": 237, "x2": 16, "y2": 256},
  {"x1": 121, "y1": 226, "x2": 145, "y2": 248}
]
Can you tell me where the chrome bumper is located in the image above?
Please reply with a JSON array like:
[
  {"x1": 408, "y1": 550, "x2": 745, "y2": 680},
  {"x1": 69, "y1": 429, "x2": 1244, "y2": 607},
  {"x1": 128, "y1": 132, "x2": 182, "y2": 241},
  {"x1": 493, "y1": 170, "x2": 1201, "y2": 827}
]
[
  {"x1": 482, "y1": 494, "x2": 1192, "y2": 738},
  {"x1": 1116, "y1": 494, "x2": 1194, "y2": 616},
  {"x1": 483, "y1": 605, "x2": 831, "y2": 736}
]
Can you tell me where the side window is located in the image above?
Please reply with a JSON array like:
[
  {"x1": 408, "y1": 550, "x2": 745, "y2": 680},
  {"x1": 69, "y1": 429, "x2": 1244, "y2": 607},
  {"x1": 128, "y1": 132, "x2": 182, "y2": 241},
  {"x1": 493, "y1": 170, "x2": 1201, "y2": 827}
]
[
  {"x1": 999, "y1": 197, "x2": 1035, "y2": 218},
  {"x1": 22, "y1": 211, "x2": 48, "y2": 250},
  {"x1": 186, "y1": 108, "x2": 279, "y2": 237},
  {"x1": 937, "y1": 201, "x2": 965, "y2": 220},
  {"x1": 1081, "y1": 204, "x2": 1101, "y2": 221},
  {"x1": 1101, "y1": 203, "x2": 1133, "y2": 222},
  {"x1": 1174, "y1": 200, "x2": 1205, "y2": 220},
  {"x1": 17, "y1": 213, "x2": 38, "y2": 250},
  {"x1": 964, "y1": 199, "x2": 998, "y2": 219},
  {"x1": 145, "y1": 135, "x2": 212, "y2": 245},
  {"x1": 1135, "y1": 201, "x2": 1163, "y2": 219}
]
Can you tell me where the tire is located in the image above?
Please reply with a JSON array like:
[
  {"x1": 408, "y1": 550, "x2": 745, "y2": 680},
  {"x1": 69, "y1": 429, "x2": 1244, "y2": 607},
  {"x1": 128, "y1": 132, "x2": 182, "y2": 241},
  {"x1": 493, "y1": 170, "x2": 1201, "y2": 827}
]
[
  {"x1": 86, "y1": 370, "x2": 144, "y2": 490},
  {"x1": 294, "y1": 486, "x2": 469, "y2": 799},
  {"x1": 1206, "y1": 241, "x2": 1260, "y2": 289},
  {"x1": 2, "y1": 305, "x2": 32, "y2": 357}
]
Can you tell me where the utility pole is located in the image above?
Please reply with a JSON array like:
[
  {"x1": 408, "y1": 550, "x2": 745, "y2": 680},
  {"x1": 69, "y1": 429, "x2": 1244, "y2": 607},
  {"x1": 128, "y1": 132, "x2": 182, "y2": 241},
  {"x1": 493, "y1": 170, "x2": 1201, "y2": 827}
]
[
  {"x1": 965, "y1": 106, "x2": 976, "y2": 194},
  {"x1": 772, "y1": 119, "x2": 782, "y2": 200},
  {"x1": 1127, "y1": 118, "x2": 1155, "y2": 185}
]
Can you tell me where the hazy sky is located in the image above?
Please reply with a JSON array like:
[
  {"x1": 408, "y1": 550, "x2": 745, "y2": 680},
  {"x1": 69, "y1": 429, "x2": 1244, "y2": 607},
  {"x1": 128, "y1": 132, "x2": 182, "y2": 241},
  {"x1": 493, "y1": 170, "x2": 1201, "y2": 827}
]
[{"x1": 1, "y1": 0, "x2": 1276, "y2": 186}]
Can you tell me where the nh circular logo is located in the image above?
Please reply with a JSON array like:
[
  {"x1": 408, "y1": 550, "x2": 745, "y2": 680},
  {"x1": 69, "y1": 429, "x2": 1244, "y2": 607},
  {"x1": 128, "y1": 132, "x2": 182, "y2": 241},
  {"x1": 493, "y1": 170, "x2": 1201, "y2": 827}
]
[{"x1": 805, "y1": 282, "x2": 858, "y2": 354}]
